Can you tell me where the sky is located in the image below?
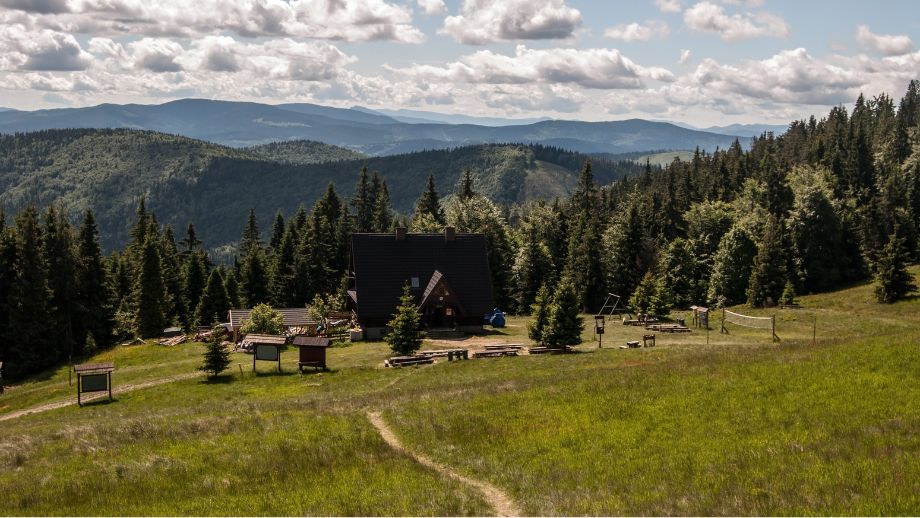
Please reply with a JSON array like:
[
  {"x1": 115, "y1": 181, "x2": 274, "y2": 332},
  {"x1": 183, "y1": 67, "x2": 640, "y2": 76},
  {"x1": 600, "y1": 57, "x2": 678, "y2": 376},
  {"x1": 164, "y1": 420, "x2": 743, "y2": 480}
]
[{"x1": 0, "y1": 0, "x2": 918, "y2": 126}]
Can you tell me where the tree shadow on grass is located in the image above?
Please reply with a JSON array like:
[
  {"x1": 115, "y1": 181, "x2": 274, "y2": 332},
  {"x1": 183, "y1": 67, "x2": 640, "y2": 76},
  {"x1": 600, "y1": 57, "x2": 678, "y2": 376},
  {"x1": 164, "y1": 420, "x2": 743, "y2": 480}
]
[
  {"x1": 200, "y1": 374, "x2": 235, "y2": 384},
  {"x1": 79, "y1": 397, "x2": 117, "y2": 408},
  {"x1": 253, "y1": 370, "x2": 297, "y2": 378}
]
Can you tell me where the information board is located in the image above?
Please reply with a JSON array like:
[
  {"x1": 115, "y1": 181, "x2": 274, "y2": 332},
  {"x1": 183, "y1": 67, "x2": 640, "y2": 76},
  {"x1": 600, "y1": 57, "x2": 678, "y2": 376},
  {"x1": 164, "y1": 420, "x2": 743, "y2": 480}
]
[
  {"x1": 255, "y1": 344, "x2": 280, "y2": 361},
  {"x1": 81, "y1": 373, "x2": 109, "y2": 392}
]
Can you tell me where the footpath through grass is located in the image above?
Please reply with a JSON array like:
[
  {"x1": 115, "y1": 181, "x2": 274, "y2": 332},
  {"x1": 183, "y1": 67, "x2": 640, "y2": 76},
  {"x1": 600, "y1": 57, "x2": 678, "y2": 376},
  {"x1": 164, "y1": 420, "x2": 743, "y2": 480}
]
[{"x1": 1, "y1": 269, "x2": 920, "y2": 515}]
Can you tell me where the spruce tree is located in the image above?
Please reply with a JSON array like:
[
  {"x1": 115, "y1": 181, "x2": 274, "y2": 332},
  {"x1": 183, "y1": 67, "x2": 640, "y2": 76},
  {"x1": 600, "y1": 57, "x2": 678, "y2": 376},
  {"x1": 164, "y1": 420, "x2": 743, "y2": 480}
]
[
  {"x1": 196, "y1": 269, "x2": 229, "y2": 326},
  {"x1": 128, "y1": 198, "x2": 149, "y2": 257},
  {"x1": 42, "y1": 206, "x2": 78, "y2": 363},
  {"x1": 372, "y1": 174, "x2": 393, "y2": 232},
  {"x1": 458, "y1": 169, "x2": 475, "y2": 199},
  {"x1": 512, "y1": 229, "x2": 555, "y2": 314},
  {"x1": 269, "y1": 210, "x2": 286, "y2": 252},
  {"x1": 159, "y1": 225, "x2": 186, "y2": 327},
  {"x1": 352, "y1": 167, "x2": 375, "y2": 232},
  {"x1": 543, "y1": 278, "x2": 584, "y2": 348},
  {"x1": 199, "y1": 327, "x2": 231, "y2": 378},
  {"x1": 224, "y1": 269, "x2": 241, "y2": 309},
  {"x1": 240, "y1": 208, "x2": 261, "y2": 253},
  {"x1": 179, "y1": 222, "x2": 202, "y2": 259},
  {"x1": 414, "y1": 174, "x2": 444, "y2": 226},
  {"x1": 7, "y1": 206, "x2": 55, "y2": 378},
  {"x1": 874, "y1": 232, "x2": 917, "y2": 303},
  {"x1": 527, "y1": 284, "x2": 551, "y2": 345},
  {"x1": 747, "y1": 216, "x2": 788, "y2": 307},
  {"x1": 240, "y1": 248, "x2": 270, "y2": 307},
  {"x1": 135, "y1": 236, "x2": 166, "y2": 338},
  {"x1": 75, "y1": 210, "x2": 115, "y2": 350},
  {"x1": 656, "y1": 237, "x2": 699, "y2": 310},
  {"x1": 183, "y1": 251, "x2": 207, "y2": 322},
  {"x1": 563, "y1": 162, "x2": 606, "y2": 311},
  {"x1": 385, "y1": 284, "x2": 423, "y2": 356},
  {"x1": 269, "y1": 228, "x2": 297, "y2": 306},
  {"x1": 604, "y1": 201, "x2": 645, "y2": 304},
  {"x1": 780, "y1": 280, "x2": 797, "y2": 306},
  {"x1": 0, "y1": 226, "x2": 18, "y2": 373}
]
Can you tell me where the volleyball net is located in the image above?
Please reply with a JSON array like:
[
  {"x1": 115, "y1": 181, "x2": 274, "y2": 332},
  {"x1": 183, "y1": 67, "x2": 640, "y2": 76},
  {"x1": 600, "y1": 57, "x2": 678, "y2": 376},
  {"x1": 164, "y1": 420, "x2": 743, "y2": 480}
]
[{"x1": 721, "y1": 309, "x2": 779, "y2": 341}]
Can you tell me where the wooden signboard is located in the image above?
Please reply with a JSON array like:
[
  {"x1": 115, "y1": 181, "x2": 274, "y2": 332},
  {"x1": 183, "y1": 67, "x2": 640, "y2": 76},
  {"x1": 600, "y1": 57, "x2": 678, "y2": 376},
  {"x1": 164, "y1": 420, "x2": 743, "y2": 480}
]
[
  {"x1": 74, "y1": 362, "x2": 114, "y2": 406},
  {"x1": 246, "y1": 334, "x2": 286, "y2": 373},
  {"x1": 255, "y1": 344, "x2": 280, "y2": 361}
]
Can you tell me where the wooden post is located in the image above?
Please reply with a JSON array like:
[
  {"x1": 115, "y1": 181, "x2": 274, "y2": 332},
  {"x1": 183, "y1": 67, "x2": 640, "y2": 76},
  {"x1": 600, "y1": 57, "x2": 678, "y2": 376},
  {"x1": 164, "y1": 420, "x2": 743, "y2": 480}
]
[
  {"x1": 77, "y1": 373, "x2": 81, "y2": 406},
  {"x1": 278, "y1": 348, "x2": 282, "y2": 373},
  {"x1": 253, "y1": 353, "x2": 256, "y2": 372},
  {"x1": 772, "y1": 315, "x2": 779, "y2": 342},
  {"x1": 721, "y1": 308, "x2": 726, "y2": 334},
  {"x1": 108, "y1": 371, "x2": 113, "y2": 401},
  {"x1": 813, "y1": 315, "x2": 816, "y2": 346}
]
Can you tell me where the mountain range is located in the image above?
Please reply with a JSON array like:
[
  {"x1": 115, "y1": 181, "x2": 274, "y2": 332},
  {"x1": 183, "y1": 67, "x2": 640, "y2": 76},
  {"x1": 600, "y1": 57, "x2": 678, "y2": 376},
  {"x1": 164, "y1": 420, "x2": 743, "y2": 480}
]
[{"x1": 0, "y1": 99, "x2": 752, "y2": 155}]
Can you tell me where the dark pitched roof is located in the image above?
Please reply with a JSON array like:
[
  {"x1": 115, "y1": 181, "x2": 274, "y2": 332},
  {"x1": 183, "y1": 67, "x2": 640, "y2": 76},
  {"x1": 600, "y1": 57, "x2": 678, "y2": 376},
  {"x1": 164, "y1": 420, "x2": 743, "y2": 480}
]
[{"x1": 350, "y1": 232, "x2": 494, "y2": 322}]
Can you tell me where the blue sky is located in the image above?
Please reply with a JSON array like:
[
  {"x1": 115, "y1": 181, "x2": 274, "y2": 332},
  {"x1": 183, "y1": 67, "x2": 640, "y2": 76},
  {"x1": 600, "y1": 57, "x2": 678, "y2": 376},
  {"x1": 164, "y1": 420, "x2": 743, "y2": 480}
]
[{"x1": 1, "y1": 0, "x2": 918, "y2": 126}]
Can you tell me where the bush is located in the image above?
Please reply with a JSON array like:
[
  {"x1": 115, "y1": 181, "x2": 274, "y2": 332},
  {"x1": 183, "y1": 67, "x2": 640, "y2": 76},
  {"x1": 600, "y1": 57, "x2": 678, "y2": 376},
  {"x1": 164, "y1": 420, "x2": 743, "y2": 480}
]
[{"x1": 240, "y1": 303, "x2": 284, "y2": 335}]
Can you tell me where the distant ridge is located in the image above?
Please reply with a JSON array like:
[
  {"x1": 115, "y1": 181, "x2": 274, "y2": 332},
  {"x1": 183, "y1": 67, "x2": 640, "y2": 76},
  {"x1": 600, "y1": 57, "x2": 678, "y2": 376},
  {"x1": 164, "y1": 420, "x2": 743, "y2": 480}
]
[{"x1": 0, "y1": 98, "x2": 748, "y2": 155}]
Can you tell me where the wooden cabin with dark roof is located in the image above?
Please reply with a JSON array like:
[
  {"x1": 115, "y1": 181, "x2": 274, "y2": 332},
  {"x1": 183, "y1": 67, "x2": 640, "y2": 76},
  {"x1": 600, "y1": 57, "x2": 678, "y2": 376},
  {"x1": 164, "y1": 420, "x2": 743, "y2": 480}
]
[{"x1": 348, "y1": 227, "x2": 494, "y2": 339}]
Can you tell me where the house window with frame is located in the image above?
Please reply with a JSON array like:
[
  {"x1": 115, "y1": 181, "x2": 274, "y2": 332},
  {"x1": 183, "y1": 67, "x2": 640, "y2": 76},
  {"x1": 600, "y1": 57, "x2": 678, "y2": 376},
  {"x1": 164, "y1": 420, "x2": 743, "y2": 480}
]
[{"x1": 411, "y1": 277, "x2": 420, "y2": 288}]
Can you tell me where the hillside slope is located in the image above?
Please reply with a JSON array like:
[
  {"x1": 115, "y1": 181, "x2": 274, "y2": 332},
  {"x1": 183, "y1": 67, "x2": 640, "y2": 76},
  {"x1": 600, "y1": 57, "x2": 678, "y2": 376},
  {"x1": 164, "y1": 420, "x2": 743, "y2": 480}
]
[{"x1": 0, "y1": 129, "x2": 643, "y2": 250}]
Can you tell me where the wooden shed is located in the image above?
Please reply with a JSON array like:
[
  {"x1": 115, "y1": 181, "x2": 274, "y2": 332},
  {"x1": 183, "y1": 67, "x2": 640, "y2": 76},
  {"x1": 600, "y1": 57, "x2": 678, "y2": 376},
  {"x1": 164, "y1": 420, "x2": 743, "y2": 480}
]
[{"x1": 292, "y1": 336, "x2": 332, "y2": 372}]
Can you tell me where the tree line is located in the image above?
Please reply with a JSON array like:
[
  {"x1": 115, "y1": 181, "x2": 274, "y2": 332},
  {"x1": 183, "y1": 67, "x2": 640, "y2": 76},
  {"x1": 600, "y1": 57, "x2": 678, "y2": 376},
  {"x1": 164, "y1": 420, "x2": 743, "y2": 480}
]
[{"x1": 3, "y1": 81, "x2": 920, "y2": 380}]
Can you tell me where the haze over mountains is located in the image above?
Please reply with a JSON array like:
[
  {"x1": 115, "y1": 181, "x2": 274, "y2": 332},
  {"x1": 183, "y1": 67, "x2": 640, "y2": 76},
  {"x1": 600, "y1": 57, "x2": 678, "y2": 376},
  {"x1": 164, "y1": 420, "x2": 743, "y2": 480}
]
[{"x1": 0, "y1": 99, "x2": 752, "y2": 156}]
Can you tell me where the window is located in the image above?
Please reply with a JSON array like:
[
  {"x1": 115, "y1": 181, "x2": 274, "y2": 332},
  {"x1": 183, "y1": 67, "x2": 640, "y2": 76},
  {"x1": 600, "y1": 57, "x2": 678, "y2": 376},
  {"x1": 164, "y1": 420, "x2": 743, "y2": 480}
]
[{"x1": 411, "y1": 277, "x2": 420, "y2": 288}]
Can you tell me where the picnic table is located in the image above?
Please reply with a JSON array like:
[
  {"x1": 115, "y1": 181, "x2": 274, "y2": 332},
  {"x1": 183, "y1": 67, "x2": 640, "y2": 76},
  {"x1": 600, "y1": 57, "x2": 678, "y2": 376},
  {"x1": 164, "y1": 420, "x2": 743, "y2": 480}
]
[
  {"x1": 646, "y1": 324, "x2": 691, "y2": 333},
  {"x1": 527, "y1": 346, "x2": 571, "y2": 354},
  {"x1": 419, "y1": 348, "x2": 469, "y2": 361}
]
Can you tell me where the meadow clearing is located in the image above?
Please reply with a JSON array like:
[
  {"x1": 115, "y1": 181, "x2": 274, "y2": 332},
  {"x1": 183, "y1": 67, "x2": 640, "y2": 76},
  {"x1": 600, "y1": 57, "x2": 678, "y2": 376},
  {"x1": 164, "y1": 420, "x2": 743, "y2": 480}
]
[{"x1": 1, "y1": 269, "x2": 919, "y2": 516}]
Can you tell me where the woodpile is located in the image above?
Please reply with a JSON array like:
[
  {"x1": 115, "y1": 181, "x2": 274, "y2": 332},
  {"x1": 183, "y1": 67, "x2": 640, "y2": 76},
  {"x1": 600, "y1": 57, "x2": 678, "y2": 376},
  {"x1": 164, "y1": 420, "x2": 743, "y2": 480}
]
[{"x1": 157, "y1": 334, "x2": 187, "y2": 346}]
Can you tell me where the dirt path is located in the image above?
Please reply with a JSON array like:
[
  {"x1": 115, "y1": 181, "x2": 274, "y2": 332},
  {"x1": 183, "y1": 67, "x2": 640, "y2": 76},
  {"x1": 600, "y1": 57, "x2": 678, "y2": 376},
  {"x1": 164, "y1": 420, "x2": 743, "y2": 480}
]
[
  {"x1": 367, "y1": 411, "x2": 521, "y2": 517},
  {"x1": 0, "y1": 371, "x2": 203, "y2": 422}
]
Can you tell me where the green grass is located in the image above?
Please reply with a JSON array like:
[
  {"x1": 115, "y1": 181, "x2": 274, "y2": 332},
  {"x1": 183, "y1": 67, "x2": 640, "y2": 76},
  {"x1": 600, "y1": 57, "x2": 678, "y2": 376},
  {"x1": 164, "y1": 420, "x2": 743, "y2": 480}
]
[{"x1": 2, "y1": 269, "x2": 920, "y2": 515}]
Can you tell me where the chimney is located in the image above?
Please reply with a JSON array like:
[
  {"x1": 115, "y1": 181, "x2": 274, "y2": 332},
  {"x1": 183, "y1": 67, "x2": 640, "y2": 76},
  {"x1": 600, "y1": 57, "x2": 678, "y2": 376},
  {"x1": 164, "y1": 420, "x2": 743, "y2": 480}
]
[
  {"x1": 395, "y1": 227, "x2": 407, "y2": 241},
  {"x1": 444, "y1": 226, "x2": 456, "y2": 242}
]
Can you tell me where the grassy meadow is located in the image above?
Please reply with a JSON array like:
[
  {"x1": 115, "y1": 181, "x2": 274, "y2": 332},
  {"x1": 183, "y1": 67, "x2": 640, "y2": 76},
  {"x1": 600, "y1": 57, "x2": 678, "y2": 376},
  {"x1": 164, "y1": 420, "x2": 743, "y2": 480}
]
[{"x1": 1, "y1": 269, "x2": 920, "y2": 515}]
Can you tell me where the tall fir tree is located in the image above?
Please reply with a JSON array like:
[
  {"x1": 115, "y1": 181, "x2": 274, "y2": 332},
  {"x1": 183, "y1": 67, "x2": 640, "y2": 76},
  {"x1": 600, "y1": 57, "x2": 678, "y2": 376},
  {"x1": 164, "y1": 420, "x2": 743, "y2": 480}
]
[
  {"x1": 7, "y1": 206, "x2": 55, "y2": 378},
  {"x1": 135, "y1": 236, "x2": 166, "y2": 338},
  {"x1": 352, "y1": 167, "x2": 375, "y2": 233},
  {"x1": 182, "y1": 251, "x2": 207, "y2": 324},
  {"x1": 458, "y1": 169, "x2": 475, "y2": 199},
  {"x1": 527, "y1": 284, "x2": 551, "y2": 345},
  {"x1": 874, "y1": 231, "x2": 917, "y2": 303},
  {"x1": 269, "y1": 228, "x2": 297, "y2": 306},
  {"x1": 42, "y1": 206, "x2": 78, "y2": 363},
  {"x1": 75, "y1": 210, "x2": 114, "y2": 350},
  {"x1": 196, "y1": 268, "x2": 230, "y2": 326},
  {"x1": 159, "y1": 225, "x2": 186, "y2": 327},
  {"x1": 269, "y1": 210, "x2": 286, "y2": 252},
  {"x1": 414, "y1": 174, "x2": 445, "y2": 226},
  {"x1": 512, "y1": 228, "x2": 555, "y2": 314},
  {"x1": 372, "y1": 175, "x2": 394, "y2": 232},
  {"x1": 543, "y1": 278, "x2": 584, "y2": 348},
  {"x1": 179, "y1": 222, "x2": 202, "y2": 259},
  {"x1": 240, "y1": 247, "x2": 270, "y2": 307},
  {"x1": 707, "y1": 226, "x2": 758, "y2": 306},
  {"x1": 240, "y1": 208, "x2": 261, "y2": 253},
  {"x1": 0, "y1": 225, "x2": 18, "y2": 372},
  {"x1": 563, "y1": 162, "x2": 606, "y2": 311},
  {"x1": 224, "y1": 269, "x2": 241, "y2": 309},
  {"x1": 747, "y1": 216, "x2": 788, "y2": 307}
]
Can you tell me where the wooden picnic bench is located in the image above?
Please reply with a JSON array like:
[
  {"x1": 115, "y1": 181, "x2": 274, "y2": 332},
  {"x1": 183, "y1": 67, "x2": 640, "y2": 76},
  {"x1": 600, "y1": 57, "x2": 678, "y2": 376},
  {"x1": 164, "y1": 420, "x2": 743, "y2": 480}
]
[
  {"x1": 385, "y1": 356, "x2": 435, "y2": 368},
  {"x1": 419, "y1": 349, "x2": 469, "y2": 361},
  {"x1": 527, "y1": 346, "x2": 571, "y2": 355},
  {"x1": 473, "y1": 350, "x2": 516, "y2": 358},
  {"x1": 483, "y1": 344, "x2": 523, "y2": 350}
]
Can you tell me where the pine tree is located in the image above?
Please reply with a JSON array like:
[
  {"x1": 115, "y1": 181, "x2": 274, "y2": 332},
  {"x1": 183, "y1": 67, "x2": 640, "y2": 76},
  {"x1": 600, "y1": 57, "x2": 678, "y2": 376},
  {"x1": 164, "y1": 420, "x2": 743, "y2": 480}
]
[
  {"x1": 414, "y1": 174, "x2": 444, "y2": 226},
  {"x1": 563, "y1": 162, "x2": 605, "y2": 311},
  {"x1": 128, "y1": 198, "x2": 149, "y2": 257},
  {"x1": 179, "y1": 222, "x2": 202, "y2": 259},
  {"x1": 224, "y1": 269, "x2": 241, "y2": 309},
  {"x1": 7, "y1": 206, "x2": 55, "y2": 378},
  {"x1": 75, "y1": 210, "x2": 114, "y2": 350},
  {"x1": 135, "y1": 236, "x2": 166, "y2": 338},
  {"x1": 182, "y1": 251, "x2": 207, "y2": 323},
  {"x1": 0, "y1": 225, "x2": 18, "y2": 374},
  {"x1": 458, "y1": 169, "x2": 475, "y2": 199},
  {"x1": 42, "y1": 206, "x2": 78, "y2": 363},
  {"x1": 199, "y1": 327, "x2": 231, "y2": 378},
  {"x1": 747, "y1": 216, "x2": 788, "y2": 307},
  {"x1": 269, "y1": 210, "x2": 286, "y2": 252},
  {"x1": 159, "y1": 225, "x2": 186, "y2": 327},
  {"x1": 240, "y1": 208, "x2": 261, "y2": 253},
  {"x1": 240, "y1": 248, "x2": 270, "y2": 307},
  {"x1": 604, "y1": 201, "x2": 645, "y2": 304},
  {"x1": 780, "y1": 280, "x2": 797, "y2": 306},
  {"x1": 352, "y1": 167, "x2": 375, "y2": 232},
  {"x1": 527, "y1": 284, "x2": 551, "y2": 345},
  {"x1": 269, "y1": 228, "x2": 297, "y2": 306},
  {"x1": 372, "y1": 174, "x2": 393, "y2": 232},
  {"x1": 656, "y1": 237, "x2": 699, "y2": 310},
  {"x1": 196, "y1": 269, "x2": 229, "y2": 326},
  {"x1": 512, "y1": 230, "x2": 555, "y2": 314},
  {"x1": 543, "y1": 278, "x2": 584, "y2": 348},
  {"x1": 385, "y1": 284, "x2": 423, "y2": 356},
  {"x1": 874, "y1": 232, "x2": 917, "y2": 303}
]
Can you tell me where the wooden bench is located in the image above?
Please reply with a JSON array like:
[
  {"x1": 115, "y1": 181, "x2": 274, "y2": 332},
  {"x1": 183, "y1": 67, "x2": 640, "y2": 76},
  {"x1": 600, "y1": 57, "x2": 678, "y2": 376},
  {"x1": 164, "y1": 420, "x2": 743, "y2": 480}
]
[
  {"x1": 483, "y1": 344, "x2": 523, "y2": 350},
  {"x1": 780, "y1": 304, "x2": 801, "y2": 309},
  {"x1": 385, "y1": 356, "x2": 435, "y2": 368},
  {"x1": 419, "y1": 349, "x2": 469, "y2": 361},
  {"x1": 527, "y1": 346, "x2": 571, "y2": 355},
  {"x1": 472, "y1": 349, "x2": 519, "y2": 358},
  {"x1": 624, "y1": 340, "x2": 641, "y2": 349}
]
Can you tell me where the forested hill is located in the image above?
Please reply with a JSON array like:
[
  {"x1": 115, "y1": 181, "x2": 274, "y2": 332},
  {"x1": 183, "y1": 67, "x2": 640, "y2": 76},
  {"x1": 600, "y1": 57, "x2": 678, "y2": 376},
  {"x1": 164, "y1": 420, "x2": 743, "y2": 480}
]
[
  {"x1": 0, "y1": 129, "x2": 646, "y2": 250},
  {"x1": 245, "y1": 140, "x2": 368, "y2": 164}
]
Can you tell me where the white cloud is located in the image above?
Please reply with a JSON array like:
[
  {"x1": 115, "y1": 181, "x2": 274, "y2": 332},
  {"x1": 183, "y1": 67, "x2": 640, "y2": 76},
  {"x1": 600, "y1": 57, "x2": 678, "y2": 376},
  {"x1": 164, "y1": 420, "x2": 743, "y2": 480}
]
[
  {"x1": 604, "y1": 21, "x2": 669, "y2": 42},
  {"x1": 129, "y1": 38, "x2": 184, "y2": 72},
  {"x1": 684, "y1": 1, "x2": 789, "y2": 41},
  {"x1": 855, "y1": 25, "x2": 914, "y2": 56},
  {"x1": 440, "y1": 0, "x2": 581, "y2": 45},
  {"x1": 654, "y1": 0, "x2": 682, "y2": 13},
  {"x1": 1, "y1": 0, "x2": 425, "y2": 43},
  {"x1": 416, "y1": 0, "x2": 446, "y2": 15},
  {"x1": 0, "y1": 25, "x2": 92, "y2": 71},
  {"x1": 678, "y1": 49, "x2": 691, "y2": 64},
  {"x1": 391, "y1": 45, "x2": 674, "y2": 89}
]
